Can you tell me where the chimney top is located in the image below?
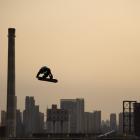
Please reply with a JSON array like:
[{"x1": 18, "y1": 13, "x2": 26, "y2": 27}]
[{"x1": 8, "y1": 28, "x2": 15, "y2": 37}]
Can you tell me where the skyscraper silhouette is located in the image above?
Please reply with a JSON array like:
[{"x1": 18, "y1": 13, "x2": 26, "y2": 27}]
[
  {"x1": 23, "y1": 96, "x2": 44, "y2": 136},
  {"x1": 60, "y1": 98, "x2": 84, "y2": 133},
  {"x1": 110, "y1": 113, "x2": 117, "y2": 130}
]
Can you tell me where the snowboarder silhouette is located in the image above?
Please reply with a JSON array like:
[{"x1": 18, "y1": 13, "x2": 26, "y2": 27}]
[
  {"x1": 36, "y1": 66, "x2": 53, "y2": 79},
  {"x1": 36, "y1": 66, "x2": 58, "y2": 83}
]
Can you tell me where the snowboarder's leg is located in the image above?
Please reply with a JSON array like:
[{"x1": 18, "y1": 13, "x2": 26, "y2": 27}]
[
  {"x1": 43, "y1": 72, "x2": 49, "y2": 79},
  {"x1": 49, "y1": 74, "x2": 53, "y2": 79}
]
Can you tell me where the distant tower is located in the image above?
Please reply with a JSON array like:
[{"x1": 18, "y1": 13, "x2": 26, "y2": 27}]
[
  {"x1": 110, "y1": 113, "x2": 117, "y2": 130},
  {"x1": 93, "y1": 111, "x2": 101, "y2": 134},
  {"x1": 6, "y1": 28, "x2": 17, "y2": 137}
]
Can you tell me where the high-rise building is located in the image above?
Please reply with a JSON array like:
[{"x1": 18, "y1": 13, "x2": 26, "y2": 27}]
[
  {"x1": 93, "y1": 111, "x2": 101, "y2": 134},
  {"x1": 16, "y1": 110, "x2": 23, "y2": 137},
  {"x1": 84, "y1": 112, "x2": 93, "y2": 133},
  {"x1": 1, "y1": 111, "x2": 6, "y2": 126},
  {"x1": 119, "y1": 112, "x2": 134, "y2": 135},
  {"x1": 61, "y1": 99, "x2": 77, "y2": 133},
  {"x1": 60, "y1": 98, "x2": 84, "y2": 133},
  {"x1": 39, "y1": 112, "x2": 44, "y2": 133},
  {"x1": 101, "y1": 120, "x2": 110, "y2": 133},
  {"x1": 23, "y1": 96, "x2": 44, "y2": 136},
  {"x1": 47, "y1": 104, "x2": 69, "y2": 133},
  {"x1": 23, "y1": 96, "x2": 35, "y2": 136},
  {"x1": 76, "y1": 98, "x2": 84, "y2": 133},
  {"x1": 110, "y1": 113, "x2": 117, "y2": 130},
  {"x1": 118, "y1": 112, "x2": 123, "y2": 134},
  {"x1": 33, "y1": 105, "x2": 44, "y2": 133},
  {"x1": 6, "y1": 28, "x2": 17, "y2": 137},
  {"x1": 34, "y1": 105, "x2": 40, "y2": 133}
]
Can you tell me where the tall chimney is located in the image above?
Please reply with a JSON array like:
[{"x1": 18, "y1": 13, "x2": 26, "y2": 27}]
[{"x1": 6, "y1": 28, "x2": 17, "y2": 137}]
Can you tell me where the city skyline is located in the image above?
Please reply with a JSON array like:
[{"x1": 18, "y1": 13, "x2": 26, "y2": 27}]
[
  {"x1": 0, "y1": 96, "x2": 121, "y2": 137},
  {"x1": 1, "y1": 97, "x2": 140, "y2": 138},
  {"x1": 0, "y1": 96, "x2": 133, "y2": 125},
  {"x1": 1, "y1": 0, "x2": 140, "y2": 120}
]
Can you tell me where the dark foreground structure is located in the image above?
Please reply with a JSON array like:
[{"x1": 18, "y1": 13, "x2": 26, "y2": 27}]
[
  {"x1": 134, "y1": 103, "x2": 140, "y2": 137},
  {"x1": 6, "y1": 133, "x2": 140, "y2": 140}
]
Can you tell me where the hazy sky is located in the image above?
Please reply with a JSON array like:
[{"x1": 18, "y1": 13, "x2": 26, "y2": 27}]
[{"x1": 1, "y1": 0, "x2": 140, "y2": 120}]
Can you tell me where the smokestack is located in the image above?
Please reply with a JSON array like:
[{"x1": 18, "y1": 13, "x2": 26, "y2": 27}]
[{"x1": 6, "y1": 28, "x2": 17, "y2": 137}]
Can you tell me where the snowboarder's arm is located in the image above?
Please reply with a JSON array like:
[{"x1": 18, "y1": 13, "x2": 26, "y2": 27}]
[{"x1": 36, "y1": 71, "x2": 41, "y2": 78}]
